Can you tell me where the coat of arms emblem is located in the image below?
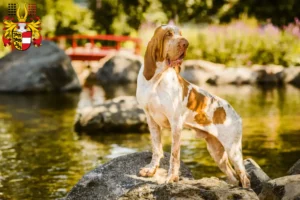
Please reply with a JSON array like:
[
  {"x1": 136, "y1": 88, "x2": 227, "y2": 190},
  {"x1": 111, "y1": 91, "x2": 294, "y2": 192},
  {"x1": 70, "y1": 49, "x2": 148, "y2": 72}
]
[{"x1": 2, "y1": 3, "x2": 42, "y2": 51}]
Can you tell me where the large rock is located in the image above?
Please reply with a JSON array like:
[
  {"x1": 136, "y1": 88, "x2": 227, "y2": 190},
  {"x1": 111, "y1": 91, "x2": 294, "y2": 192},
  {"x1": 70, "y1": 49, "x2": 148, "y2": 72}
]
[
  {"x1": 288, "y1": 159, "x2": 300, "y2": 175},
  {"x1": 180, "y1": 60, "x2": 224, "y2": 85},
  {"x1": 66, "y1": 152, "x2": 194, "y2": 200},
  {"x1": 182, "y1": 59, "x2": 226, "y2": 73},
  {"x1": 207, "y1": 67, "x2": 255, "y2": 85},
  {"x1": 0, "y1": 40, "x2": 81, "y2": 92},
  {"x1": 244, "y1": 158, "x2": 271, "y2": 195},
  {"x1": 96, "y1": 51, "x2": 142, "y2": 84},
  {"x1": 259, "y1": 175, "x2": 300, "y2": 200},
  {"x1": 120, "y1": 178, "x2": 259, "y2": 200},
  {"x1": 66, "y1": 152, "x2": 258, "y2": 200},
  {"x1": 181, "y1": 60, "x2": 254, "y2": 85},
  {"x1": 74, "y1": 96, "x2": 147, "y2": 133}
]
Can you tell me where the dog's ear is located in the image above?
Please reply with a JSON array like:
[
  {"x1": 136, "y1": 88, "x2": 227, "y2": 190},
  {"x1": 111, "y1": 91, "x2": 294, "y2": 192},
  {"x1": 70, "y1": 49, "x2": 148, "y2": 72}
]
[
  {"x1": 143, "y1": 38, "x2": 157, "y2": 80},
  {"x1": 143, "y1": 27, "x2": 167, "y2": 80}
]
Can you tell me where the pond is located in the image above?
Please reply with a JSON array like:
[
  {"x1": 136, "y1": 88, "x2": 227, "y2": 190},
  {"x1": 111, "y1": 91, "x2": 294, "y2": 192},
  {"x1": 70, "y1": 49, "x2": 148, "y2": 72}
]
[{"x1": 0, "y1": 84, "x2": 299, "y2": 199}]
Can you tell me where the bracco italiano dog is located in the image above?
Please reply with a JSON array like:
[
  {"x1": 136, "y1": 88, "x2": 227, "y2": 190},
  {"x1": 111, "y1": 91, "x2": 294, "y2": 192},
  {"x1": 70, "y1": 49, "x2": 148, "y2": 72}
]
[{"x1": 136, "y1": 25, "x2": 250, "y2": 188}]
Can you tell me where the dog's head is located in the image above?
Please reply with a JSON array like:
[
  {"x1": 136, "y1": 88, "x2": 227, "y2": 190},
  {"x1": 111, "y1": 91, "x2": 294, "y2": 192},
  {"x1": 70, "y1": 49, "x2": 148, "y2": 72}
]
[{"x1": 143, "y1": 25, "x2": 189, "y2": 80}]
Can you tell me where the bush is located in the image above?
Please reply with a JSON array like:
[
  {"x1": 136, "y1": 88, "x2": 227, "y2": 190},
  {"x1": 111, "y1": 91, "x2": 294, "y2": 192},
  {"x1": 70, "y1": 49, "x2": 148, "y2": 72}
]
[{"x1": 181, "y1": 18, "x2": 300, "y2": 67}]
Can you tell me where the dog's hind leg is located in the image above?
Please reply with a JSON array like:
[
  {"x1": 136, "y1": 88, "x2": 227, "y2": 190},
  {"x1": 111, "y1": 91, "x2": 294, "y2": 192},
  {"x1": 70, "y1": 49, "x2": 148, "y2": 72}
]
[
  {"x1": 222, "y1": 123, "x2": 250, "y2": 188},
  {"x1": 205, "y1": 133, "x2": 239, "y2": 185},
  {"x1": 226, "y1": 143, "x2": 250, "y2": 188},
  {"x1": 139, "y1": 113, "x2": 163, "y2": 177}
]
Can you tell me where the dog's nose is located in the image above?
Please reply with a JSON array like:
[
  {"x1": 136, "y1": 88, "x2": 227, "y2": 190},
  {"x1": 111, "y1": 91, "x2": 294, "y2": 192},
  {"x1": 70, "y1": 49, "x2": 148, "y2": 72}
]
[{"x1": 180, "y1": 38, "x2": 189, "y2": 49}]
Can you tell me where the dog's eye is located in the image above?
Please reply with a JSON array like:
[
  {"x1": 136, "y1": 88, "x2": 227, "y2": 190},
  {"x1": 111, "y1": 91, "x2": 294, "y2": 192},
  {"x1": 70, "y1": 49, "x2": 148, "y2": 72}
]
[{"x1": 166, "y1": 32, "x2": 173, "y2": 37}]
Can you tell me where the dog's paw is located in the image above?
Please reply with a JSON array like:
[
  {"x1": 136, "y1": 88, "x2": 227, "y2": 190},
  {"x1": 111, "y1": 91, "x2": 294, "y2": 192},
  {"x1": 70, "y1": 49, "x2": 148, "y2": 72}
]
[
  {"x1": 241, "y1": 174, "x2": 251, "y2": 188},
  {"x1": 226, "y1": 176, "x2": 239, "y2": 186},
  {"x1": 165, "y1": 174, "x2": 179, "y2": 183},
  {"x1": 139, "y1": 166, "x2": 157, "y2": 177}
]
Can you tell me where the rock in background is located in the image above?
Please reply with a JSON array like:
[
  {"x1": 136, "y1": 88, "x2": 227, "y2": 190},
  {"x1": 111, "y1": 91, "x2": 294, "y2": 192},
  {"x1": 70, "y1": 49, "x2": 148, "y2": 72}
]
[
  {"x1": 277, "y1": 67, "x2": 300, "y2": 88},
  {"x1": 180, "y1": 59, "x2": 300, "y2": 88},
  {"x1": 96, "y1": 51, "x2": 143, "y2": 84},
  {"x1": 180, "y1": 60, "x2": 225, "y2": 85},
  {"x1": 0, "y1": 40, "x2": 81, "y2": 92},
  {"x1": 74, "y1": 96, "x2": 147, "y2": 133},
  {"x1": 207, "y1": 67, "x2": 255, "y2": 85}
]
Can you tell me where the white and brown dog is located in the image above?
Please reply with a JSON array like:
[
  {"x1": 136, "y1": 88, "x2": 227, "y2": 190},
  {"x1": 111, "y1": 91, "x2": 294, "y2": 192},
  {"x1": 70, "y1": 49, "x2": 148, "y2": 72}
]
[{"x1": 136, "y1": 25, "x2": 250, "y2": 188}]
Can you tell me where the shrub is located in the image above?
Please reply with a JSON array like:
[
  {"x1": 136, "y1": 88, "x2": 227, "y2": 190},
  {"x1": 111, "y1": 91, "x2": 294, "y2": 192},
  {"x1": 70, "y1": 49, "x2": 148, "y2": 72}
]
[{"x1": 181, "y1": 18, "x2": 300, "y2": 67}]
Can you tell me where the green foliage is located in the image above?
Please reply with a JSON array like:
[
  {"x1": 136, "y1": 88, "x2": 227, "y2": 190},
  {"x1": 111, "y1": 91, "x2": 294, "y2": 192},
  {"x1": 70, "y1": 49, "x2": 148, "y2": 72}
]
[
  {"x1": 181, "y1": 19, "x2": 300, "y2": 67},
  {"x1": 160, "y1": 0, "x2": 225, "y2": 23},
  {"x1": 42, "y1": 0, "x2": 95, "y2": 36},
  {"x1": 219, "y1": 0, "x2": 300, "y2": 26},
  {"x1": 88, "y1": 0, "x2": 150, "y2": 35},
  {"x1": 87, "y1": 0, "x2": 300, "y2": 33}
]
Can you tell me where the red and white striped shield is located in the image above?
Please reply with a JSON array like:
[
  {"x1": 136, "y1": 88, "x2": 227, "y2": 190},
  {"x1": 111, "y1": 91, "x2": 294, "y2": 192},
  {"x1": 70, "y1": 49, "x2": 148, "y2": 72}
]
[{"x1": 12, "y1": 31, "x2": 32, "y2": 51}]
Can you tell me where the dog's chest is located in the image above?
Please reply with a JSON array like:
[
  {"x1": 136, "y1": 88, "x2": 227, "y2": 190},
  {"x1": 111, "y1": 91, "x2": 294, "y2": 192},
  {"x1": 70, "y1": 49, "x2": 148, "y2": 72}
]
[{"x1": 137, "y1": 68, "x2": 182, "y2": 127}]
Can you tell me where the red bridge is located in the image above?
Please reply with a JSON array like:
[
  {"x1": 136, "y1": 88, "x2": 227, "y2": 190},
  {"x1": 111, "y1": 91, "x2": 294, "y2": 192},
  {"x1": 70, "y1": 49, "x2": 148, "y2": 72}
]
[{"x1": 46, "y1": 35, "x2": 142, "y2": 61}]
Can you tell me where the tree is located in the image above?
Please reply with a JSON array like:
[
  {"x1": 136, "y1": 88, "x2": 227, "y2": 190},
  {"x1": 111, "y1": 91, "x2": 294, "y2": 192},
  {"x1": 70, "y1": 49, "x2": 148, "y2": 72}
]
[
  {"x1": 160, "y1": 0, "x2": 226, "y2": 23},
  {"x1": 88, "y1": 0, "x2": 150, "y2": 34},
  {"x1": 219, "y1": 0, "x2": 300, "y2": 26}
]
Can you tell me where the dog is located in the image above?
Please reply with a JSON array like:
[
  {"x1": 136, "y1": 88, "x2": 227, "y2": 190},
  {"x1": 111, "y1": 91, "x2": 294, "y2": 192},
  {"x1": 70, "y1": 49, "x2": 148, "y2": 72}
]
[{"x1": 136, "y1": 25, "x2": 250, "y2": 188}]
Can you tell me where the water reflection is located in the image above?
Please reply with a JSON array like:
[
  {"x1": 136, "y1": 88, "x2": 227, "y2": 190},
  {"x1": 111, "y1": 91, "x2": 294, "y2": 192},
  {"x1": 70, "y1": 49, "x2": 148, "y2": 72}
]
[{"x1": 0, "y1": 84, "x2": 299, "y2": 199}]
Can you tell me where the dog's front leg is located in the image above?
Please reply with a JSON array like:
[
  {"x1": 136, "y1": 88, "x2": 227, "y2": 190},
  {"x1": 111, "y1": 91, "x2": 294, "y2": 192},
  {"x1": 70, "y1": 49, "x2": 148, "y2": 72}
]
[
  {"x1": 139, "y1": 113, "x2": 163, "y2": 177},
  {"x1": 166, "y1": 118, "x2": 183, "y2": 183}
]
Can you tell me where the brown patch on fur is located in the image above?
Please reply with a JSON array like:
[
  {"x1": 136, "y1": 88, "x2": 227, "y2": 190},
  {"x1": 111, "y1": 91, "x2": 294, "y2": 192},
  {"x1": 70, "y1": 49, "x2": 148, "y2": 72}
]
[
  {"x1": 195, "y1": 112, "x2": 211, "y2": 125},
  {"x1": 143, "y1": 27, "x2": 168, "y2": 80},
  {"x1": 187, "y1": 88, "x2": 211, "y2": 125},
  {"x1": 187, "y1": 88, "x2": 207, "y2": 111},
  {"x1": 213, "y1": 107, "x2": 226, "y2": 124},
  {"x1": 177, "y1": 75, "x2": 189, "y2": 100}
]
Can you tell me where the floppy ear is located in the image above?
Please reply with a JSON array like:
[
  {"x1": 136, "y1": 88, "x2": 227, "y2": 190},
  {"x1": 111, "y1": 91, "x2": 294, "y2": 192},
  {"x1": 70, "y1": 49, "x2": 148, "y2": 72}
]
[
  {"x1": 143, "y1": 27, "x2": 166, "y2": 80},
  {"x1": 143, "y1": 39, "x2": 157, "y2": 80}
]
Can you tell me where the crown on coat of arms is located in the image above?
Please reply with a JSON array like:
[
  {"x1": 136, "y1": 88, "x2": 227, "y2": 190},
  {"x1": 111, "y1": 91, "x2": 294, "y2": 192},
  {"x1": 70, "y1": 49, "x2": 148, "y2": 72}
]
[{"x1": 17, "y1": 3, "x2": 28, "y2": 22}]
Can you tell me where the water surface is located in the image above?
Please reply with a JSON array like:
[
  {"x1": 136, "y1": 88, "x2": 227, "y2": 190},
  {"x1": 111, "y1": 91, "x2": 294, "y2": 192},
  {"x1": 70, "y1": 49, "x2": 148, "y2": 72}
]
[{"x1": 0, "y1": 84, "x2": 299, "y2": 199}]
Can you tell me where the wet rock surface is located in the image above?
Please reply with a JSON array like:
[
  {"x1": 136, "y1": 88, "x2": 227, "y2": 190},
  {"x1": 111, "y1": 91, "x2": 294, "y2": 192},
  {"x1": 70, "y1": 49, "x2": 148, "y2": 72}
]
[
  {"x1": 65, "y1": 149, "x2": 300, "y2": 200},
  {"x1": 66, "y1": 152, "x2": 258, "y2": 200},
  {"x1": 120, "y1": 178, "x2": 258, "y2": 200},
  {"x1": 66, "y1": 152, "x2": 193, "y2": 200}
]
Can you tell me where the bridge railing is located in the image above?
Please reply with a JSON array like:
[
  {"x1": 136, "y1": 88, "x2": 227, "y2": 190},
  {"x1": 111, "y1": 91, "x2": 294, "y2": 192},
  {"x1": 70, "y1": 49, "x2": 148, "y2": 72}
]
[{"x1": 46, "y1": 35, "x2": 142, "y2": 61}]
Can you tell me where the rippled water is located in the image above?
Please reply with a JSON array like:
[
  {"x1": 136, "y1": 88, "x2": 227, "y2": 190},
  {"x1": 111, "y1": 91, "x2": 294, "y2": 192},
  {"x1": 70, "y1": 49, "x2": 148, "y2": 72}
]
[{"x1": 0, "y1": 84, "x2": 299, "y2": 199}]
